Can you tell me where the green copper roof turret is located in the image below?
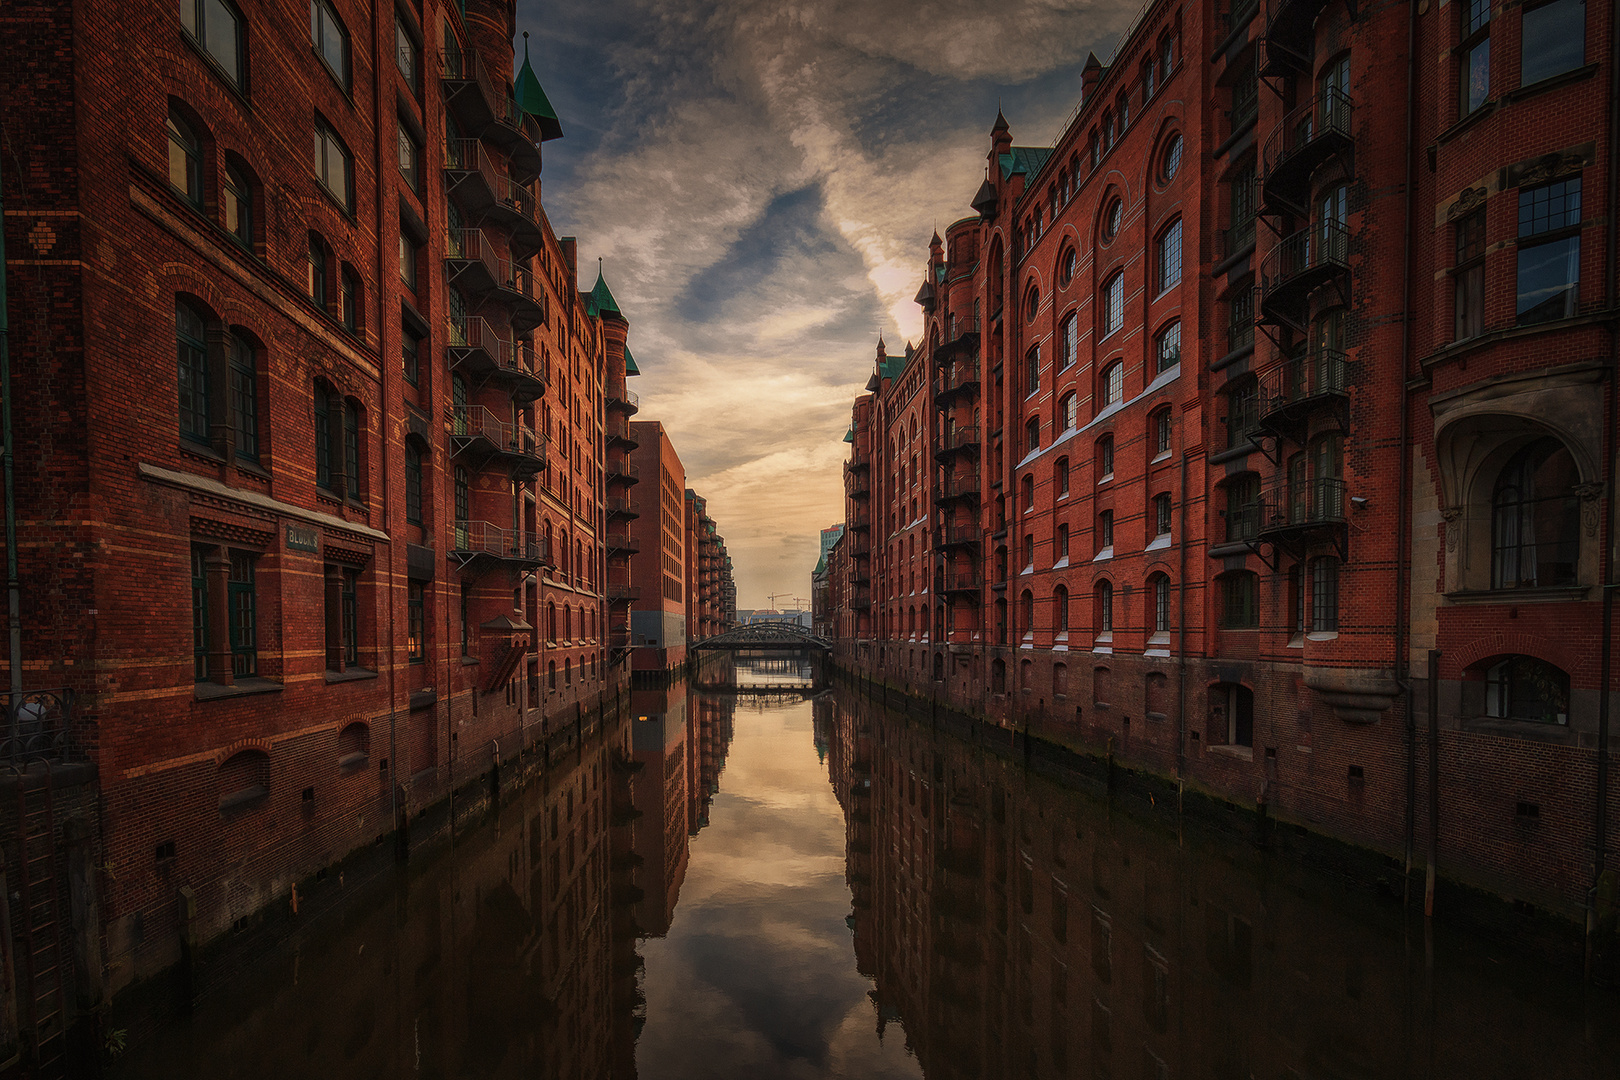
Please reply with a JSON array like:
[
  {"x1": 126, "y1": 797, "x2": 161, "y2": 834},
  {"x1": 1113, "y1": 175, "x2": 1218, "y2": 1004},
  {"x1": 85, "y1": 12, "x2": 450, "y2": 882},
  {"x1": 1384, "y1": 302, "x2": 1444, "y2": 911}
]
[
  {"x1": 516, "y1": 35, "x2": 564, "y2": 141},
  {"x1": 624, "y1": 346, "x2": 640, "y2": 376},
  {"x1": 590, "y1": 266, "x2": 622, "y2": 319}
]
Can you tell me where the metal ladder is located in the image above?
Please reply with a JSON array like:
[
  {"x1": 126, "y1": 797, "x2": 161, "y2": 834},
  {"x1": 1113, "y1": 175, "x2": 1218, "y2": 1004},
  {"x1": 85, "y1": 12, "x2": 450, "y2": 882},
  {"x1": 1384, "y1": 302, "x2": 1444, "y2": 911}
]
[{"x1": 15, "y1": 773, "x2": 66, "y2": 1074}]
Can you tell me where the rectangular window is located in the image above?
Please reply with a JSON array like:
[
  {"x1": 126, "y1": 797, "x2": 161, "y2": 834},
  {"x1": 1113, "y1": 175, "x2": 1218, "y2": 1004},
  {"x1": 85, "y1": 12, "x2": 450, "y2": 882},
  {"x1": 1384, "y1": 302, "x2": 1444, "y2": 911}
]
[
  {"x1": 399, "y1": 233, "x2": 417, "y2": 290},
  {"x1": 1098, "y1": 510, "x2": 1114, "y2": 551},
  {"x1": 181, "y1": 0, "x2": 246, "y2": 90},
  {"x1": 1155, "y1": 410, "x2": 1172, "y2": 454},
  {"x1": 344, "y1": 402, "x2": 360, "y2": 499},
  {"x1": 1521, "y1": 0, "x2": 1584, "y2": 87},
  {"x1": 1157, "y1": 321, "x2": 1181, "y2": 373},
  {"x1": 1098, "y1": 586, "x2": 1113, "y2": 633},
  {"x1": 1158, "y1": 220, "x2": 1182, "y2": 293},
  {"x1": 341, "y1": 570, "x2": 359, "y2": 667},
  {"x1": 395, "y1": 16, "x2": 419, "y2": 90},
  {"x1": 313, "y1": 118, "x2": 353, "y2": 210},
  {"x1": 1102, "y1": 362, "x2": 1123, "y2": 406},
  {"x1": 177, "y1": 308, "x2": 210, "y2": 444},
  {"x1": 403, "y1": 327, "x2": 420, "y2": 386},
  {"x1": 405, "y1": 445, "x2": 423, "y2": 525},
  {"x1": 1227, "y1": 284, "x2": 1254, "y2": 353},
  {"x1": 1102, "y1": 273, "x2": 1125, "y2": 337},
  {"x1": 1226, "y1": 382, "x2": 1258, "y2": 448},
  {"x1": 397, "y1": 125, "x2": 421, "y2": 192},
  {"x1": 1154, "y1": 494, "x2": 1172, "y2": 537},
  {"x1": 1026, "y1": 346, "x2": 1040, "y2": 395},
  {"x1": 408, "y1": 581, "x2": 426, "y2": 662},
  {"x1": 1517, "y1": 177, "x2": 1581, "y2": 325},
  {"x1": 1230, "y1": 58, "x2": 1258, "y2": 131},
  {"x1": 1311, "y1": 558, "x2": 1339, "y2": 632},
  {"x1": 1060, "y1": 313, "x2": 1078, "y2": 370},
  {"x1": 228, "y1": 549, "x2": 257, "y2": 676},
  {"x1": 340, "y1": 268, "x2": 358, "y2": 333},
  {"x1": 315, "y1": 388, "x2": 334, "y2": 492},
  {"x1": 1459, "y1": 0, "x2": 1491, "y2": 117},
  {"x1": 1221, "y1": 574, "x2": 1258, "y2": 628},
  {"x1": 311, "y1": 0, "x2": 350, "y2": 88},
  {"x1": 1057, "y1": 524, "x2": 1069, "y2": 560},
  {"x1": 191, "y1": 546, "x2": 209, "y2": 681},
  {"x1": 1454, "y1": 208, "x2": 1486, "y2": 340},
  {"x1": 229, "y1": 335, "x2": 257, "y2": 461},
  {"x1": 1228, "y1": 160, "x2": 1257, "y2": 255}
]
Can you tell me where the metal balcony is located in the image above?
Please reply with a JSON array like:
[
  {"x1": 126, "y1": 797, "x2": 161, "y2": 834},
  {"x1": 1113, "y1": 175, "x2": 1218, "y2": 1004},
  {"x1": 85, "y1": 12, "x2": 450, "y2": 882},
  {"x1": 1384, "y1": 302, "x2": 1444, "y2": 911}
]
[
  {"x1": 848, "y1": 540, "x2": 871, "y2": 559},
  {"x1": 607, "y1": 458, "x2": 640, "y2": 485},
  {"x1": 846, "y1": 452, "x2": 870, "y2": 473},
  {"x1": 489, "y1": 96, "x2": 543, "y2": 182},
  {"x1": 850, "y1": 568, "x2": 871, "y2": 586},
  {"x1": 1261, "y1": 89, "x2": 1354, "y2": 217},
  {"x1": 934, "y1": 362, "x2": 982, "y2": 405},
  {"x1": 849, "y1": 594, "x2": 872, "y2": 612},
  {"x1": 847, "y1": 512, "x2": 871, "y2": 532},
  {"x1": 936, "y1": 523, "x2": 981, "y2": 550},
  {"x1": 935, "y1": 426, "x2": 980, "y2": 461},
  {"x1": 1, "y1": 689, "x2": 82, "y2": 764},
  {"x1": 1260, "y1": 0, "x2": 1339, "y2": 77},
  {"x1": 1257, "y1": 350, "x2": 1350, "y2": 443},
  {"x1": 846, "y1": 469, "x2": 871, "y2": 499},
  {"x1": 605, "y1": 531, "x2": 640, "y2": 555},
  {"x1": 440, "y1": 46, "x2": 499, "y2": 139},
  {"x1": 488, "y1": 257, "x2": 547, "y2": 334},
  {"x1": 444, "y1": 228, "x2": 502, "y2": 296},
  {"x1": 452, "y1": 520, "x2": 547, "y2": 573},
  {"x1": 450, "y1": 406, "x2": 546, "y2": 479},
  {"x1": 606, "y1": 583, "x2": 641, "y2": 603},
  {"x1": 1256, "y1": 477, "x2": 1347, "y2": 554},
  {"x1": 934, "y1": 475, "x2": 982, "y2": 505},
  {"x1": 606, "y1": 496, "x2": 641, "y2": 520},
  {"x1": 935, "y1": 316, "x2": 981, "y2": 362},
  {"x1": 606, "y1": 420, "x2": 639, "y2": 449},
  {"x1": 937, "y1": 572, "x2": 983, "y2": 598},
  {"x1": 607, "y1": 386, "x2": 639, "y2": 415},
  {"x1": 444, "y1": 315, "x2": 546, "y2": 402},
  {"x1": 1259, "y1": 222, "x2": 1349, "y2": 330}
]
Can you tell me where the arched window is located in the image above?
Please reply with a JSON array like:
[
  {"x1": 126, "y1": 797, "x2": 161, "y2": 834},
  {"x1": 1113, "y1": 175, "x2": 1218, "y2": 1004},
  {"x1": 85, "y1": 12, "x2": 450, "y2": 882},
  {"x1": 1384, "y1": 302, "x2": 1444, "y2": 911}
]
[
  {"x1": 1491, "y1": 437, "x2": 1580, "y2": 588},
  {"x1": 1026, "y1": 415, "x2": 1041, "y2": 453},
  {"x1": 1310, "y1": 556, "x2": 1339, "y2": 631},
  {"x1": 1097, "y1": 435, "x2": 1115, "y2": 480},
  {"x1": 1102, "y1": 200, "x2": 1122, "y2": 244},
  {"x1": 307, "y1": 232, "x2": 329, "y2": 309},
  {"x1": 1152, "y1": 493, "x2": 1172, "y2": 538},
  {"x1": 180, "y1": 0, "x2": 245, "y2": 87},
  {"x1": 1026, "y1": 344, "x2": 1041, "y2": 395},
  {"x1": 1484, "y1": 655, "x2": 1570, "y2": 724},
  {"x1": 404, "y1": 439, "x2": 425, "y2": 525},
  {"x1": 167, "y1": 110, "x2": 203, "y2": 206},
  {"x1": 1059, "y1": 246, "x2": 1077, "y2": 286},
  {"x1": 1149, "y1": 573, "x2": 1171, "y2": 634},
  {"x1": 1156, "y1": 320, "x2": 1181, "y2": 373},
  {"x1": 1213, "y1": 683, "x2": 1253, "y2": 747},
  {"x1": 340, "y1": 264, "x2": 360, "y2": 333},
  {"x1": 1225, "y1": 473, "x2": 1261, "y2": 541},
  {"x1": 1100, "y1": 271, "x2": 1125, "y2": 336},
  {"x1": 343, "y1": 398, "x2": 362, "y2": 499},
  {"x1": 218, "y1": 749, "x2": 269, "y2": 810},
  {"x1": 338, "y1": 722, "x2": 369, "y2": 771},
  {"x1": 1099, "y1": 361, "x2": 1124, "y2": 408},
  {"x1": 1095, "y1": 580, "x2": 1114, "y2": 636},
  {"x1": 1059, "y1": 311, "x2": 1079, "y2": 369},
  {"x1": 1020, "y1": 658, "x2": 1033, "y2": 689},
  {"x1": 1152, "y1": 408, "x2": 1172, "y2": 456},
  {"x1": 1157, "y1": 219, "x2": 1183, "y2": 293},
  {"x1": 1060, "y1": 392, "x2": 1078, "y2": 431},
  {"x1": 1055, "y1": 457, "x2": 1070, "y2": 497},
  {"x1": 1020, "y1": 589, "x2": 1035, "y2": 632},
  {"x1": 223, "y1": 160, "x2": 253, "y2": 245},
  {"x1": 1054, "y1": 585, "x2": 1070, "y2": 633},
  {"x1": 313, "y1": 379, "x2": 336, "y2": 492},
  {"x1": 1225, "y1": 378, "x2": 1258, "y2": 449},
  {"x1": 1021, "y1": 473, "x2": 1035, "y2": 509},
  {"x1": 176, "y1": 300, "x2": 210, "y2": 444},
  {"x1": 1024, "y1": 282, "x2": 1040, "y2": 323}
]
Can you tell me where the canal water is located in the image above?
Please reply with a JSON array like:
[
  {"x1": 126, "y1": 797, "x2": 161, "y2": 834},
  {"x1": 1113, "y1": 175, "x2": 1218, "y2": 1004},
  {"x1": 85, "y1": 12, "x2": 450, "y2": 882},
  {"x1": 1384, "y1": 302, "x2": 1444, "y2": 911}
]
[{"x1": 110, "y1": 659, "x2": 1616, "y2": 1078}]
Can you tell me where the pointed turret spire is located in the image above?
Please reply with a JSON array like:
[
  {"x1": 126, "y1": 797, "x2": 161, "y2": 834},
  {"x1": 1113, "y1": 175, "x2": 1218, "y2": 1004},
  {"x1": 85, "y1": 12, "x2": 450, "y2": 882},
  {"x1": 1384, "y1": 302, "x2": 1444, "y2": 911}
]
[
  {"x1": 516, "y1": 32, "x2": 564, "y2": 141},
  {"x1": 590, "y1": 258, "x2": 623, "y2": 320}
]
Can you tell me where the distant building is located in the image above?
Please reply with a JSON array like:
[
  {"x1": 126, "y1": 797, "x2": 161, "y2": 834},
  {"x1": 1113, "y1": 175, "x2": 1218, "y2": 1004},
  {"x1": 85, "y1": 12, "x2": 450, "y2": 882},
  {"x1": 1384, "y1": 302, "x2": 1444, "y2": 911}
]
[{"x1": 627, "y1": 421, "x2": 688, "y2": 673}]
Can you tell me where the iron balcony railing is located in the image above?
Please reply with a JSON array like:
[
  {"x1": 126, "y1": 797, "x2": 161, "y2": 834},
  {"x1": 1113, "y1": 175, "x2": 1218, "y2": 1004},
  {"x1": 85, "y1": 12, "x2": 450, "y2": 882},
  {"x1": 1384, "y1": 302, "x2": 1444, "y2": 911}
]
[
  {"x1": 1258, "y1": 477, "x2": 1346, "y2": 534},
  {"x1": 439, "y1": 45, "x2": 499, "y2": 132},
  {"x1": 1261, "y1": 221, "x2": 1349, "y2": 311},
  {"x1": 1220, "y1": 215, "x2": 1257, "y2": 262},
  {"x1": 607, "y1": 459, "x2": 640, "y2": 483},
  {"x1": 446, "y1": 314, "x2": 515, "y2": 365},
  {"x1": 607, "y1": 386, "x2": 639, "y2": 412},
  {"x1": 935, "y1": 364, "x2": 982, "y2": 400},
  {"x1": 938, "y1": 572, "x2": 983, "y2": 594},
  {"x1": 935, "y1": 475, "x2": 982, "y2": 503},
  {"x1": 445, "y1": 227, "x2": 501, "y2": 291},
  {"x1": 846, "y1": 470, "x2": 871, "y2": 498},
  {"x1": 451, "y1": 405, "x2": 542, "y2": 455},
  {"x1": 489, "y1": 256, "x2": 546, "y2": 332},
  {"x1": 606, "y1": 420, "x2": 639, "y2": 447},
  {"x1": 1227, "y1": 500, "x2": 1262, "y2": 542},
  {"x1": 494, "y1": 174, "x2": 537, "y2": 224},
  {"x1": 0, "y1": 689, "x2": 82, "y2": 764},
  {"x1": 936, "y1": 523, "x2": 981, "y2": 548},
  {"x1": 1263, "y1": 88, "x2": 1354, "y2": 210},
  {"x1": 604, "y1": 531, "x2": 639, "y2": 553},
  {"x1": 606, "y1": 496, "x2": 641, "y2": 517},
  {"x1": 452, "y1": 520, "x2": 546, "y2": 564},
  {"x1": 443, "y1": 138, "x2": 502, "y2": 199},
  {"x1": 606, "y1": 583, "x2": 641, "y2": 602},
  {"x1": 847, "y1": 452, "x2": 870, "y2": 472},
  {"x1": 1261, "y1": 349, "x2": 1349, "y2": 419},
  {"x1": 936, "y1": 426, "x2": 981, "y2": 458},
  {"x1": 847, "y1": 511, "x2": 871, "y2": 531}
]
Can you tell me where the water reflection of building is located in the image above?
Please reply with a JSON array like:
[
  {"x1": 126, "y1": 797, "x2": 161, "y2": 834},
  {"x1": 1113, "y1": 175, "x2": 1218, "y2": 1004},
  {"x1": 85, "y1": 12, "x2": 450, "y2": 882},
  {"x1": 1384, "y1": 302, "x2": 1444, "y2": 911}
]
[
  {"x1": 687, "y1": 681, "x2": 737, "y2": 838},
  {"x1": 114, "y1": 713, "x2": 638, "y2": 1080},
  {"x1": 825, "y1": 689, "x2": 1615, "y2": 1080},
  {"x1": 630, "y1": 683, "x2": 692, "y2": 937}
]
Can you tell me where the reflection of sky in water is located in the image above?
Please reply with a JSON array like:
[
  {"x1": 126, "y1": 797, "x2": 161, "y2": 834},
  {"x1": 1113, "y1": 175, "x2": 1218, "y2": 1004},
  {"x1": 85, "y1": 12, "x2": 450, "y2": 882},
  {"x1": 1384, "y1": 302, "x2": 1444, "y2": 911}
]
[{"x1": 636, "y1": 697, "x2": 922, "y2": 1080}]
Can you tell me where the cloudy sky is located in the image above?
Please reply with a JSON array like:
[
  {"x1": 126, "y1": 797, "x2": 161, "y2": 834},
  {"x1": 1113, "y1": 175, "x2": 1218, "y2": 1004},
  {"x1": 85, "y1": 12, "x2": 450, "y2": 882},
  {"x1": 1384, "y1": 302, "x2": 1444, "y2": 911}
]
[{"x1": 519, "y1": 0, "x2": 1141, "y2": 609}]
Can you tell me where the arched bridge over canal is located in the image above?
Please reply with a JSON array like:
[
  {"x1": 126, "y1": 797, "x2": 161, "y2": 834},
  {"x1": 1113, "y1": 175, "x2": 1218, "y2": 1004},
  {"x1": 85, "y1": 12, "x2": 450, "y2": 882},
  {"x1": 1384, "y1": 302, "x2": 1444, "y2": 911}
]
[{"x1": 692, "y1": 623, "x2": 832, "y2": 653}]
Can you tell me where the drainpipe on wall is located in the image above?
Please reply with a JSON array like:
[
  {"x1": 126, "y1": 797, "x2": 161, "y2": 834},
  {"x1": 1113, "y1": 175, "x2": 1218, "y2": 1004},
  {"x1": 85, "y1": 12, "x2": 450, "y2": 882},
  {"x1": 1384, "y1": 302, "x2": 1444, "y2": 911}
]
[
  {"x1": 1176, "y1": 428, "x2": 1188, "y2": 777},
  {"x1": 0, "y1": 158, "x2": 21, "y2": 726},
  {"x1": 1587, "y1": 4, "x2": 1620, "y2": 979},
  {"x1": 1398, "y1": 0, "x2": 1420, "y2": 909}
]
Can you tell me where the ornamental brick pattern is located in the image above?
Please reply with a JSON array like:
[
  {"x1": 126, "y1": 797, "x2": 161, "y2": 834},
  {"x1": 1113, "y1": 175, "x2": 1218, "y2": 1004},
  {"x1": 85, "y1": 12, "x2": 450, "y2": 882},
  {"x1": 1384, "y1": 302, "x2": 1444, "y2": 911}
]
[{"x1": 828, "y1": 0, "x2": 1619, "y2": 925}]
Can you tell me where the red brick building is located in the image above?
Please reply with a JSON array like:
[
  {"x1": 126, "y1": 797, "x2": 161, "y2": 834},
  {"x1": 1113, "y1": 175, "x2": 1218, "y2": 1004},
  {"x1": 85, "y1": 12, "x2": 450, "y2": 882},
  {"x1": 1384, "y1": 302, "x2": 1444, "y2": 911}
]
[
  {"x1": 829, "y1": 0, "x2": 1618, "y2": 927},
  {"x1": 0, "y1": 0, "x2": 643, "y2": 1047},
  {"x1": 682, "y1": 490, "x2": 737, "y2": 641},
  {"x1": 626, "y1": 420, "x2": 688, "y2": 673}
]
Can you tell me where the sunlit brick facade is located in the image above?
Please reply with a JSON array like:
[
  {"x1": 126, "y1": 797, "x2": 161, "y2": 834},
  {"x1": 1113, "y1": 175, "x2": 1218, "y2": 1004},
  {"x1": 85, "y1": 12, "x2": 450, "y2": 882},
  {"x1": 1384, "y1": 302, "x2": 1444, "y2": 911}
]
[
  {"x1": 830, "y1": 0, "x2": 1618, "y2": 924},
  {"x1": 0, "y1": 0, "x2": 636, "y2": 1030}
]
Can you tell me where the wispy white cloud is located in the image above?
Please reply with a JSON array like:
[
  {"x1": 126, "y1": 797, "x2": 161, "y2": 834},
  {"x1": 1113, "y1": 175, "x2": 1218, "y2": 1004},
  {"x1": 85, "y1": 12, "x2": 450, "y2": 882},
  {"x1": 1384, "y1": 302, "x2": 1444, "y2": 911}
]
[{"x1": 521, "y1": 0, "x2": 1138, "y2": 607}]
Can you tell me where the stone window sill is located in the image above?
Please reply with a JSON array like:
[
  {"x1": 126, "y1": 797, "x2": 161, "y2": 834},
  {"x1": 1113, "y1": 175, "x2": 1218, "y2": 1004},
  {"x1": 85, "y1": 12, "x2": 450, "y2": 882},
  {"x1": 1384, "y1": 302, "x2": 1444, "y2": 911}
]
[
  {"x1": 1444, "y1": 586, "x2": 1589, "y2": 604},
  {"x1": 325, "y1": 667, "x2": 379, "y2": 684},
  {"x1": 1207, "y1": 744, "x2": 1253, "y2": 760},
  {"x1": 195, "y1": 677, "x2": 283, "y2": 702},
  {"x1": 1460, "y1": 717, "x2": 1574, "y2": 745}
]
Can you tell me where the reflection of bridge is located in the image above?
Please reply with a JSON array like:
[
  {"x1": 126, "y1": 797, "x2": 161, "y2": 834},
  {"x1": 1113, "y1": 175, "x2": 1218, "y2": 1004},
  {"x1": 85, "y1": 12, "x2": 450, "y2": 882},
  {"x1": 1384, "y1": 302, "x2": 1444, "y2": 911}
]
[{"x1": 692, "y1": 623, "x2": 832, "y2": 652}]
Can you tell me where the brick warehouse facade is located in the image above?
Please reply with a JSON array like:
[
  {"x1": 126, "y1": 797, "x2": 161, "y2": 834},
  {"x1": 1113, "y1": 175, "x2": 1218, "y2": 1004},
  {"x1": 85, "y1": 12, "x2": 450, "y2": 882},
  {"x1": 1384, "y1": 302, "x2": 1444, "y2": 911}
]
[
  {"x1": 0, "y1": 0, "x2": 703, "y2": 1056},
  {"x1": 826, "y1": 0, "x2": 1620, "y2": 936}
]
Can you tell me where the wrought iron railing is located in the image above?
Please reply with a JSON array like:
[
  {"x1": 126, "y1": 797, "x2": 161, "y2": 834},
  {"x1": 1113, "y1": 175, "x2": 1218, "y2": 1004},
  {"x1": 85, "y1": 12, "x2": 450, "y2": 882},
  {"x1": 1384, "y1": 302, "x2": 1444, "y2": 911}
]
[{"x1": 0, "y1": 689, "x2": 81, "y2": 764}]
